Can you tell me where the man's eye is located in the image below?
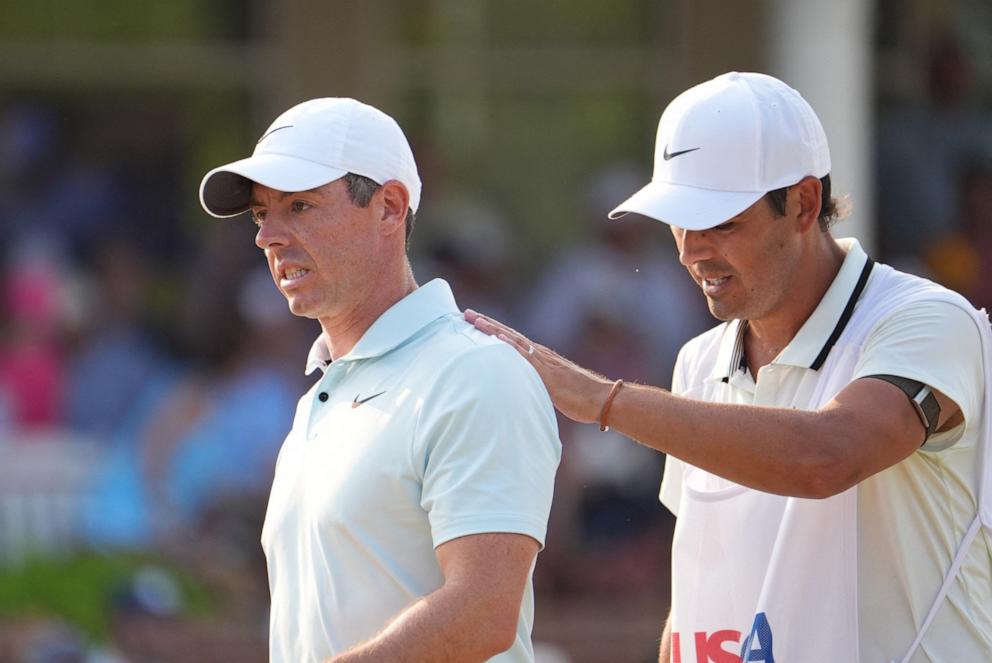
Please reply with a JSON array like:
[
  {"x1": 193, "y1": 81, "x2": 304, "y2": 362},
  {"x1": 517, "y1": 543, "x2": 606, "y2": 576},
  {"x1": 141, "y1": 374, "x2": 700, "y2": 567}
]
[
  {"x1": 251, "y1": 210, "x2": 266, "y2": 226},
  {"x1": 713, "y1": 221, "x2": 735, "y2": 232},
  {"x1": 291, "y1": 201, "x2": 312, "y2": 213}
]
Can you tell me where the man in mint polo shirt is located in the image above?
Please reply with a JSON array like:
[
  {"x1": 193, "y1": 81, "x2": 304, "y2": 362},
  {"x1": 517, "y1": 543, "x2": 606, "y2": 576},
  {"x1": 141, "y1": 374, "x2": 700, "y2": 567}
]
[{"x1": 199, "y1": 98, "x2": 560, "y2": 663}]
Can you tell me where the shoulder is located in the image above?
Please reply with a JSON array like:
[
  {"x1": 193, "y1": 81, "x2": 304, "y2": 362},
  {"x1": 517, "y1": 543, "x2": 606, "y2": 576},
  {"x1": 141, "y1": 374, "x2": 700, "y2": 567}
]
[
  {"x1": 410, "y1": 315, "x2": 560, "y2": 461},
  {"x1": 857, "y1": 294, "x2": 984, "y2": 374},
  {"x1": 868, "y1": 262, "x2": 976, "y2": 313},
  {"x1": 863, "y1": 265, "x2": 984, "y2": 345},
  {"x1": 429, "y1": 314, "x2": 541, "y2": 373},
  {"x1": 416, "y1": 314, "x2": 553, "y2": 404}
]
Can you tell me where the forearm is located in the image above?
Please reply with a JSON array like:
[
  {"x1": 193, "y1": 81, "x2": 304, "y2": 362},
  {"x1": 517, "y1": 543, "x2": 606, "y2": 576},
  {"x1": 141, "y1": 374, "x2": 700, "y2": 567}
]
[
  {"x1": 329, "y1": 583, "x2": 514, "y2": 663},
  {"x1": 464, "y1": 310, "x2": 924, "y2": 498},
  {"x1": 609, "y1": 382, "x2": 858, "y2": 497}
]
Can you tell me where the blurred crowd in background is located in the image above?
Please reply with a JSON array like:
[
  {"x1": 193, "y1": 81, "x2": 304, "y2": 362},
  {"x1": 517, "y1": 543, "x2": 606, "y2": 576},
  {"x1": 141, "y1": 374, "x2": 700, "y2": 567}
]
[{"x1": 2, "y1": 1, "x2": 992, "y2": 662}]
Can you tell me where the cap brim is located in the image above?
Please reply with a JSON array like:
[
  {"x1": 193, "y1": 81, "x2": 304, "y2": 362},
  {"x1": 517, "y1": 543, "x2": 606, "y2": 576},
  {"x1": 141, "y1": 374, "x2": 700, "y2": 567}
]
[
  {"x1": 199, "y1": 153, "x2": 348, "y2": 218},
  {"x1": 608, "y1": 181, "x2": 765, "y2": 231}
]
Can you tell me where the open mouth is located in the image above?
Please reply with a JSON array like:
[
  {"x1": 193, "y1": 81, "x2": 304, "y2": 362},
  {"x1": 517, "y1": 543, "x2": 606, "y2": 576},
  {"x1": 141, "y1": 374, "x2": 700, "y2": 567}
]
[
  {"x1": 702, "y1": 275, "x2": 731, "y2": 295},
  {"x1": 280, "y1": 267, "x2": 311, "y2": 287}
]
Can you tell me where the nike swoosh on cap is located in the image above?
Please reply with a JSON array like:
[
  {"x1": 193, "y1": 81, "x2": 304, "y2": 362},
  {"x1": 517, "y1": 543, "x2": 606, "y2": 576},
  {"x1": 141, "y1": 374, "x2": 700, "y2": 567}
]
[
  {"x1": 663, "y1": 145, "x2": 701, "y2": 160},
  {"x1": 352, "y1": 391, "x2": 387, "y2": 408},
  {"x1": 256, "y1": 125, "x2": 294, "y2": 144}
]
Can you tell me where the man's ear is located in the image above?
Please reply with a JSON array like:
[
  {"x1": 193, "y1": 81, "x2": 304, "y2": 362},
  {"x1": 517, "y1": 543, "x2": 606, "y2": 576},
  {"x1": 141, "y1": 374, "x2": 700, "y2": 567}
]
[
  {"x1": 378, "y1": 180, "x2": 410, "y2": 237},
  {"x1": 790, "y1": 175, "x2": 823, "y2": 233}
]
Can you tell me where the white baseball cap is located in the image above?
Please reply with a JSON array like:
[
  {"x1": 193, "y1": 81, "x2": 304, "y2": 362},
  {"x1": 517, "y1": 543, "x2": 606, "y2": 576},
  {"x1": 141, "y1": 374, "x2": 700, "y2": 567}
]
[
  {"x1": 199, "y1": 97, "x2": 422, "y2": 218},
  {"x1": 609, "y1": 72, "x2": 830, "y2": 230}
]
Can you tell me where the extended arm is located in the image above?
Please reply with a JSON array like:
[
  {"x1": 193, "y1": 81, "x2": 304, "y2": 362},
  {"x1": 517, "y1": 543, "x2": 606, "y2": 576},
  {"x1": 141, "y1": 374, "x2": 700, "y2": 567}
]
[
  {"x1": 329, "y1": 532, "x2": 538, "y2": 662},
  {"x1": 465, "y1": 310, "x2": 961, "y2": 499},
  {"x1": 607, "y1": 376, "x2": 958, "y2": 498}
]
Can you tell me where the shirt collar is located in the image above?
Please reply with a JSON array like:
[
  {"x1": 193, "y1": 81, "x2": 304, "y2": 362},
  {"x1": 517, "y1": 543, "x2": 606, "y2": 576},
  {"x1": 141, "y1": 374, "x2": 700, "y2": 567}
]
[
  {"x1": 304, "y1": 278, "x2": 459, "y2": 375},
  {"x1": 775, "y1": 237, "x2": 872, "y2": 369},
  {"x1": 707, "y1": 319, "x2": 749, "y2": 383},
  {"x1": 706, "y1": 238, "x2": 873, "y2": 381}
]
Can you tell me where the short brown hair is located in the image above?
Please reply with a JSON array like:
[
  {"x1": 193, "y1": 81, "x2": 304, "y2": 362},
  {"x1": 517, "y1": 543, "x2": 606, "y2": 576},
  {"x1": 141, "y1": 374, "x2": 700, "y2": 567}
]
[
  {"x1": 765, "y1": 174, "x2": 842, "y2": 231},
  {"x1": 342, "y1": 173, "x2": 416, "y2": 249}
]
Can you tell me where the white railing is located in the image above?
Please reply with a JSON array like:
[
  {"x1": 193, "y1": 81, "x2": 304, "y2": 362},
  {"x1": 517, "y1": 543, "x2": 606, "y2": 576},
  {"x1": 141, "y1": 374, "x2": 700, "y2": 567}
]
[{"x1": 0, "y1": 431, "x2": 105, "y2": 564}]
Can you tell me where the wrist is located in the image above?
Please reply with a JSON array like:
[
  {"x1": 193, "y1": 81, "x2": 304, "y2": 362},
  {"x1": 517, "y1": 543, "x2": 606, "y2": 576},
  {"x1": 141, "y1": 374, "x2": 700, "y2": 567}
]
[{"x1": 598, "y1": 379, "x2": 624, "y2": 431}]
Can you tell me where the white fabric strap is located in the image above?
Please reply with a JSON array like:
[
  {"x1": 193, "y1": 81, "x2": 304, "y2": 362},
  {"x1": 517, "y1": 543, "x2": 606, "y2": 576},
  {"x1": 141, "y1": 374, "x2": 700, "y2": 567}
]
[{"x1": 892, "y1": 513, "x2": 982, "y2": 663}]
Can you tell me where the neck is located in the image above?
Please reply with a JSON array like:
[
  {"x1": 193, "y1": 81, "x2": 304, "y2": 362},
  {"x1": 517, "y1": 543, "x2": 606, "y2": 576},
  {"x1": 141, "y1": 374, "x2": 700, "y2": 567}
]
[
  {"x1": 319, "y1": 259, "x2": 417, "y2": 360},
  {"x1": 746, "y1": 235, "x2": 846, "y2": 371}
]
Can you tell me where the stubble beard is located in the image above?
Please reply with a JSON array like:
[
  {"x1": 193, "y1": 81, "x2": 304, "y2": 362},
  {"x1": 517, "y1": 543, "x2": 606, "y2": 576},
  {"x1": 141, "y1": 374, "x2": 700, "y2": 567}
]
[
  {"x1": 706, "y1": 296, "x2": 750, "y2": 322},
  {"x1": 706, "y1": 286, "x2": 775, "y2": 324}
]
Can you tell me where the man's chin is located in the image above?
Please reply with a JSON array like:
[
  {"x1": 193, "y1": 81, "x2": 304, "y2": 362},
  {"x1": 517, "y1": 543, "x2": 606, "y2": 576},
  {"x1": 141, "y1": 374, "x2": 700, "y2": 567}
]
[
  {"x1": 286, "y1": 298, "x2": 319, "y2": 320},
  {"x1": 707, "y1": 299, "x2": 741, "y2": 322}
]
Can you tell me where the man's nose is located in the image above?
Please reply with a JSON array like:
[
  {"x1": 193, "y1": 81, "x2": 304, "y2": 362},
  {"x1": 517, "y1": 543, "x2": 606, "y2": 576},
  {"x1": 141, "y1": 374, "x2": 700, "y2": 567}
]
[
  {"x1": 255, "y1": 214, "x2": 289, "y2": 250},
  {"x1": 675, "y1": 228, "x2": 712, "y2": 267}
]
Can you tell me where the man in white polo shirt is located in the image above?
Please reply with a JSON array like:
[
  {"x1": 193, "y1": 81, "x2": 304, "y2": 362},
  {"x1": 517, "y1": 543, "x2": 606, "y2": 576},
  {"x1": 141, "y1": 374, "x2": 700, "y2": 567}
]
[
  {"x1": 468, "y1": 72, "x2": 992, "y2": 662},
  {"x1": 199, "y1": 98, "x2": 561, "y2": 662}
]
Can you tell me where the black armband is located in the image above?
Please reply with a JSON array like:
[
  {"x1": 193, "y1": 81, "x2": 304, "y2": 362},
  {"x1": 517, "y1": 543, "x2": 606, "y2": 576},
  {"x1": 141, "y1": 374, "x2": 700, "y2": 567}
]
[{"x1": 864, "y1": 374, "x2": 941, "y2": 444}]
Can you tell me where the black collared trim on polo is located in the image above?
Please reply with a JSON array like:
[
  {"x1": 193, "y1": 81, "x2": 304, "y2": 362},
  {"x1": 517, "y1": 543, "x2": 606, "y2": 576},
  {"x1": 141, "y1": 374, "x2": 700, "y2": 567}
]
[
  {"x1": 809, "y1": 257, "x2": 875, "y2": 370},
  {"x1": 721, "y1": 320, "x2": 750, "y2": 383},
  {"x1": 721, "y1": 255, "x2": 875, "y2": 380}
]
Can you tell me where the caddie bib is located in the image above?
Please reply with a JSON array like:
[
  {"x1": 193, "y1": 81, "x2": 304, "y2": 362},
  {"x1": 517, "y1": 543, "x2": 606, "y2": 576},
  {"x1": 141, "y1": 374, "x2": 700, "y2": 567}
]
[{"x1": 669, "y1": 254, "x2": 992, "y2": 663}]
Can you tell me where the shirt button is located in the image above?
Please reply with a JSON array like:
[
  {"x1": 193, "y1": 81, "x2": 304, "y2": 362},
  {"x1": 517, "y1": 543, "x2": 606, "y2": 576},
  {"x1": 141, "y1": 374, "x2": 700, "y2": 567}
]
[{"x1": 318, "y1": 392, "x2": 329, "y2": 402}]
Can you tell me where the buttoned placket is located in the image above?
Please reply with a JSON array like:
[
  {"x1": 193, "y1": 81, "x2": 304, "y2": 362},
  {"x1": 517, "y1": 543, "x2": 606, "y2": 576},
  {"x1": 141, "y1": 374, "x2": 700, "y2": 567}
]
[
  {"x1": 753, "y1": 364, "x2": 783, "y2": 406},
  {"x1": 306, "y1": 361, "x2": 357, "y2": 440},
  {"x1": 725, "y1": 356, "x2": 757, "y2": 402}
]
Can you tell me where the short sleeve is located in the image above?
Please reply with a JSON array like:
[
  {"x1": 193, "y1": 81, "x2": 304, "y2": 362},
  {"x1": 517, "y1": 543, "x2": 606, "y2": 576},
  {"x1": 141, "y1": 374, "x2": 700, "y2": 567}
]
[
  {"x1": 853, "y1": 299, "x2": 984, "y2": 451},
  {"x1": 415, "y1": 342, "x2": 561, "y2": 549}
]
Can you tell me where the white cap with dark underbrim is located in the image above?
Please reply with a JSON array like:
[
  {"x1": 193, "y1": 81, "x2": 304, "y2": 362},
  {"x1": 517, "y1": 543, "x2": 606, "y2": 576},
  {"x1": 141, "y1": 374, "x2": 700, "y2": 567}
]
[
  {"x1": 199, "y1": 97, "x2": 422, "y2": 218},
  {"x1": 609, "y1": 72, "x2": 830, "y2": 230}
]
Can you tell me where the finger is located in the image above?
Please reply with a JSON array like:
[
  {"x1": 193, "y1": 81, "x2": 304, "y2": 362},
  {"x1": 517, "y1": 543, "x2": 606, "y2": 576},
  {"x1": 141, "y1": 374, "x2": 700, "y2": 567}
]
[
  {"x1": 470, "y1": 312, "x2": 510, "y2": 338},
  {"x1": 466, "y1": 311, "x2": 537, "y2": 355},
  {"x1": 497, "y1": 333, "x2": 534, "y2": 358},
  {"x1": 493, "y1": 323, "x2": 531, "y2": 349}
]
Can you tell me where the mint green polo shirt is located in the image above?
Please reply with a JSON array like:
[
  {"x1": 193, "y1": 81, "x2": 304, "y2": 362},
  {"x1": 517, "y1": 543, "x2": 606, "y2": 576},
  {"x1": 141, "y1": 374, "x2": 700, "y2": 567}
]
[{"x1": 262, "y1": 279, "x2": 561, "y2": 663}]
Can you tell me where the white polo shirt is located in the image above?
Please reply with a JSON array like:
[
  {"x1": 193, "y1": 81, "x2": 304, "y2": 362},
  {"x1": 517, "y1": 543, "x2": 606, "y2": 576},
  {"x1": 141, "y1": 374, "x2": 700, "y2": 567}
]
[
  {"x1": 261, "y1": 279, "x2": 561, "y2": 663},
  {"x1": 661, "y1": 239, "x2": 992, "y2": 661}
]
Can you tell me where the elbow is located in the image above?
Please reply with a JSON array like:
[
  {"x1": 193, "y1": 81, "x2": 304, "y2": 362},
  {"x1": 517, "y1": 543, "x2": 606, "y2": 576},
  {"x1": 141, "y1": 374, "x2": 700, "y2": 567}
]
[
  {"x1": 799, "y1": 471, "x2": 856, "y2": 500},
  {"x1": 467, "y1": 599, "x2": 521, "y2": 659},
  {"x1": 791, "y1": 445, "x2": 861, "y2": 500},
  {"x1": 486, "y1": 635, "x2": 516, "y2": 658},
  {"x1": 476, "y1": 616, "x2": 519, "y2": 658},
  {"x1": 473, "y1": 633, "x2": 515, "y2": 660},
  {"x1": 778, "y1": 410, "x2": 865, "y2": 499}
]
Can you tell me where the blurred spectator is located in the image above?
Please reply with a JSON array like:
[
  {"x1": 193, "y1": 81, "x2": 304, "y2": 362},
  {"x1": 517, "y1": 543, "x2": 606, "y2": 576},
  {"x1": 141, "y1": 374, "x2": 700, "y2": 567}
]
[
  {"x1": 520, "y1": 163, "x2": 711, "y2": 387},
  {"x1": 156, "y1": 266, "x2": 304, "y2": 526},
  {"x1": 877, "y1": 32, "x2": 992, "y2": 267},
  {"x1": 0, "y1": 240, "x2": 72, "y2": 431},
  {"x1": 0, "y1": 104, "x2": 125, "y2": 261},
  {"x1": 539, "y1": 304, "x2": 669, "y2": 599},
  {"x1": 409, "y1": 135, "x2": 519, "y2": 323},
  {"x1": 65, "y1": 240, "x2": 171, "y2": 441},
  {"x1": 515, "y1": 164, "x2": 705, "y2": 605},
  {"x1": 415, "y1": 195, "x2": 517, "y2": 323},
  {"x1": 82, "y1": 262, "x2": 307, "y2": 549},
  {"x1": 926, "y1": 156, "x2": 992, "y2": 310}
]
